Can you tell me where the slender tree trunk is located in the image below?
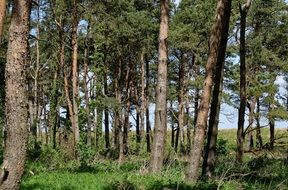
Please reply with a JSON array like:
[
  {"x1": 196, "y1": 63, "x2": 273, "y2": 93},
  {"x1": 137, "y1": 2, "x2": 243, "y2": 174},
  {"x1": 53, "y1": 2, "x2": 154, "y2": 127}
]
[
  {"x1": 104, "y1": 72, "x2": 110, "y2": 151},
  {"x1": 83, "y1": 23, "x2": 92, "y2": 147},
  {"x1": 236, "y1": 0, "x2": 252, "y2": 164},
  {"x1": 175, "y1": 124, "x2": 179, "y2": 152},
  {"x1": 178, "y1": 53, "x2": 186, "y2": 154},
  {"x1": 255, "y1": 98, "x2": 263, "y2": 148},
  {"x1": 114, "y1": 60, "x2": 122, "y2": 153},
  {"x1": 140, "y1": 50, "x2": 146, "y2": 146},
  {"x1": 145, "y1": 58, "x2": 151, "y2": 153},
  {"x1": 71, "y1": 0, "x2": 80, "y2": 151},
  {"x1": 0, "y1": 0, "x2": 6, "y2": 42},
  {"x1": 170, "y1": 102, "x2": 175, "y2": 148},
  {"x1": 185, "y1": 0, "x2": 228, "y2": 181},
  {"x1": 202, "y1": 0, "x2": 231, "y2": 179},
  {"x1": 149, "y1": 0, "x2": 169, "y2": 173},
  {"x1": 269, "y1": 96, "x2": 275, "y2": 149},
  {"x1": 50, "y1": 70, "x2": 59, "y2": 149},
  {"x1": 0, "y1": 1, "x2": 31, "y2": 189},
  {"x1": 246, "y1": 98, "x2": 256, "y2": 150}
]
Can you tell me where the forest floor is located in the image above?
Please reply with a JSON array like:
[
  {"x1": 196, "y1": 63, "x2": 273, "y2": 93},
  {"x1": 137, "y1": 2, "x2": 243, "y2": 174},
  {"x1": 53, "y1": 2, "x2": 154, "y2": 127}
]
[{"x1": 21, "y1": 129, "x2": 288, "y2": 190}]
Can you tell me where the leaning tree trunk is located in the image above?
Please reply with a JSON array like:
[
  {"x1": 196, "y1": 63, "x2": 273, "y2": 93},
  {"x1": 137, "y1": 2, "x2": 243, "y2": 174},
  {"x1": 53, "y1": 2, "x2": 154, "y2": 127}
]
[
  {"x1": 236, "y1": 0, "x2": 252, "y2": 164},
  {"x1": 0, "y1": 0, "x2": 6, "y2": 42},
  {"x1": 185, "y1": 0, "x2": 228, "y2": 182},
  {"x1": 0, "y1": 0, "x2": 31, "y2": 189},
  {"x1": 149, "y1": 0, "x2": 169, "y2": 173},
  {"x1": 202, "y1": 0, "x2": 231, "y2": 179}
]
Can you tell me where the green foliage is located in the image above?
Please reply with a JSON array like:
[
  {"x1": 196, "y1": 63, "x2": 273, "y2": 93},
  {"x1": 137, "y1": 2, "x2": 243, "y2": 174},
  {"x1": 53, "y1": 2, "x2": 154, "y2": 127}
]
[
  {"x1": 77, "y1": 141, "x2": 96, "y2": 169},
  {"x1": 216, "y1": 138, "x2": 228, "y2": 155}
]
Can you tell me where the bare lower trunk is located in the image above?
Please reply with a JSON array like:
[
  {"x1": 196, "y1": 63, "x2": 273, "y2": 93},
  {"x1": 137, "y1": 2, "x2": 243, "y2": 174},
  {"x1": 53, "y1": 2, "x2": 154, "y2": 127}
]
[
  {"x1": 0, "y1": 1, "x2": 31, "y2": 189},
  {"x1": 145, "y1": 58, "x2": 151, "y2": 153},
  {"x1": 185, "y1": 0, "x2": 228, "y2": 182},
  {"x1": 178, "y1": 53, "x2": 186, "y2": 154},
  {"x1": 236, "y1": 0, "x2": 252, "y2": 164},
  {"x1": 104, "y1": 73, "x2": 110, "y2": 150},
  {"x1": 71, "y1": 0, "x2": 80, "y2": 151},
  {"x1": 140, "y1": 51, "x2": 146, "y2": 146},
  {"x1": 269, "y1": 101, "x2": 275, "y2": 149},
  {"x1": 202, "y1": 0, "x2": 231, "y2": 179},
  {"x1": 149, "y1": 0, "x2": 169, "y2": 173}
]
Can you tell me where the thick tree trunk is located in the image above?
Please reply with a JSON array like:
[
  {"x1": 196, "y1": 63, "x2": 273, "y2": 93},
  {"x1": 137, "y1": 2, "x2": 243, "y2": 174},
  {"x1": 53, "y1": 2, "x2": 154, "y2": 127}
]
[
  {"x1": 0, "y1": 0, "x2": 6, "y2": 42},
  {"x1": 255, "y1": 98, "x2": 263, "y2": 148},
  {"x1": 236, "y1": 0, "x2": 252, "y2": 164},
  {"x1": 71, "y1": 0, "x2": 80, "y2": 151},
  {"x1": 202, "y1": 0, "x2": 231, "y2": 179},
  {"x1": 149, "y1": 0, "x2": 169, "y2": 173},
  {"x1": 0, "y1": 0, "x2": 31, "y2": 189},
  {"x1": 185, "y1": 0, "x2": 228, "y2": 182}
]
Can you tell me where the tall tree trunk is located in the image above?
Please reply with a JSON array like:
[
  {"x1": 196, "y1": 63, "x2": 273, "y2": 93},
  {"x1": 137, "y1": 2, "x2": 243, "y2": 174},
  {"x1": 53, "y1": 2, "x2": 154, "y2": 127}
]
[
  {"x1": 149, "y1": 0, "x2": 169, "y2": 173},
  {"x1": 202, "y1": 0, "x2": 231, "y2": 179},
  {"x1": 104, "y1": 72, "x2": 110, "y2": 151},
  {"x1": 0, "y1": 0, "x2": 31, "y2": 189},
  {"x1": 50, "y1": 70, "x2": 59, "y2": 149},
  {"x1": 236, "y1": 0, "x2": 252, "y2": 164},
  {"x1": 32, "y1": 2, "x2": 41, "y2": 146},
  {"x1": 114, "y1": 60, "x2": 122, "y2": 153},
  {"x1": 83, "y1": 22, "x2": 92, "y2": 147},
  {"x1": 140, "y1": 50, "x2": 146, "y2": 147},
  {"x1": 185, "y1": 0, "x2": 228, "y2": 182},
  {"x1": 178, "y1": 53, "x2": 186, "y2": 154},
  {"x1": 71, "y1": 0, "x2": 80, "y2": 151},
  {"x1": 145, "y1": 57, "x2": 151, "y2": 153},
  {"x1": 0, "y1": 0, "x2": 6, "y2": 42},
  {"x1": 255, "y1": 98, "x2": 263, "y2": 148}
]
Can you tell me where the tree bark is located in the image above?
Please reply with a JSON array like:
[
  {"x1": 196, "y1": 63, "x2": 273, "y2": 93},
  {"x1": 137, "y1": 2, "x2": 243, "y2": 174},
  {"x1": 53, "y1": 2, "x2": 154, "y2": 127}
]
[
  {"x1": 145, "y1": 57, "x2": 151, "y2": 153},
  {"x1": 246, "y1": 98, "x2": 256, "y2": 150},
  {"x1": 202, "y1": 0, "x2": 231, "y2": 179},
  {"x1": 71, "y1": 0, "x2": 80, "y2": 151},
  {"x1": 104, "y1": 72, "x2": 110, "y2": 151},
  {"x1": 149, "y1": 0, "x2": 169, "y2": 173},
  {"x1": 185, "y1": 0, "x2": 228, "y2": 182},
  {"x1": 0, "y1": 0, "x2": 31, "y2": 189},
  {"x1": 0, "y1": 0, "x2": 6, "y2": 42},
  {"x1": 178, "y1": 53, "x2": 186, "y2": 154},
  {"x1": 236, "y1": 0, "x2": 252, "y2": 164},
  {"x1": 83, "y1": 22, "x2": 92, "y2": 147}
]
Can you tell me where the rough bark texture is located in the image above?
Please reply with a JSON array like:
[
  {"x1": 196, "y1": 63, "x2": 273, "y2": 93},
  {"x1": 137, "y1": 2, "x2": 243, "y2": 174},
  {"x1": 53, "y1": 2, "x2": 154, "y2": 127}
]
[
  {"x1": 149, "y1": 0, "x2": 169, "y2": 173},
  {"x1": 236, "y1": 0, "x2": 252, "y2": 164},
  {"x1": 185, "y1": 0, "x2": 227, "y2": 182},
  {"x1": 0, "y1": 0, "x2": 6, "y2": 42},
  {"x1": 0, "y1": 0, "x2": 31, "y2": 189},
  {"x1": 202, "y1": 0, "x2": 231, "y2": 179}
]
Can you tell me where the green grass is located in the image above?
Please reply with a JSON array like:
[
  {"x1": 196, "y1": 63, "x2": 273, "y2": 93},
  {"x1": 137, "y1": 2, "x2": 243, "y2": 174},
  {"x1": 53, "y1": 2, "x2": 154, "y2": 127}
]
[{"x1": 20, "y1": 129, "x2": 288, "y2": 190}]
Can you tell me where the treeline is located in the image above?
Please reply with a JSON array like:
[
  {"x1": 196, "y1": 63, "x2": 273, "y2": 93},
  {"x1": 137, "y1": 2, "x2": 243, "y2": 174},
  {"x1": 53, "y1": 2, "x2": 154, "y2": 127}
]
[{"x1": 0, "y1": 0, "x2": 287, "y2": 189}]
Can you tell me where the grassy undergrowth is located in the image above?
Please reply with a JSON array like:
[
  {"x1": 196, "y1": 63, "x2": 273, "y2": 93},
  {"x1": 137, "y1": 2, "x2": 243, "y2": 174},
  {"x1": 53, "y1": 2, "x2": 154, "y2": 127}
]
[{"x1": 20, "y1": 129, "x2": 288, "y2": 190}]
